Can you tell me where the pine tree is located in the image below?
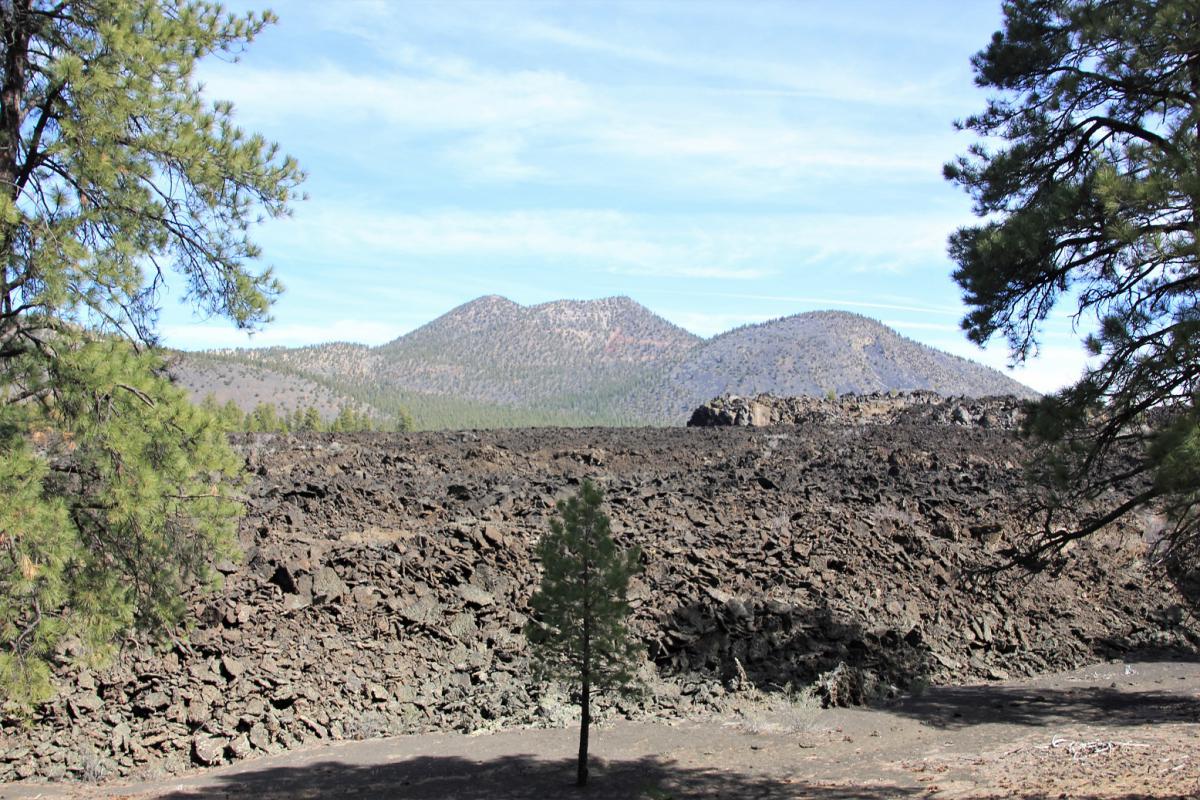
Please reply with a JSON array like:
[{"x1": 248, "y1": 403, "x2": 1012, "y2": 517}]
[
  {"x1": 946, "y1": 0, "x2": 1200, "y2": 606},
  {"x1": 1, "y1": 0, "x2": 302, "y2": 704},
  {"x1": 301, "y1": 405, "x2": 321, "y2": 432},
  {"x1": 524, "y1": 480, "x2": 642, "y2": 787},
  {"x1": 331, "y1": 405, "x2": 368, "y2": 433},
  {"x1": 199, "y1": 393, "x2": 222, "y2": 419},
  {"x1": 250, "y1": 402, "x2": 281, "y2": 432},
  {"x1": 220, "y1": 399, "x2": 244, "y2": 431}
]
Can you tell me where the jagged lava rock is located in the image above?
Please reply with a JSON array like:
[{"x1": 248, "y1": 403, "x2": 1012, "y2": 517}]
[
  {"x1": 688, "y1": 391, "x2": 1026, "y2": 429},
  {"x1": 2, "y1": 419, "x2": 1194, "y2": 783}
]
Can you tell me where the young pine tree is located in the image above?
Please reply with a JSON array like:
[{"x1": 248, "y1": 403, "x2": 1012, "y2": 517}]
[
  {"x1": 525, "y1": 480, "x2": 642, "y2": 787},
  {"x1": 301, "y1": 406, "x2": 322, "y2": 432},
  {"x1": 220, "y1": 400, "x2": 246, "y2": 432}
]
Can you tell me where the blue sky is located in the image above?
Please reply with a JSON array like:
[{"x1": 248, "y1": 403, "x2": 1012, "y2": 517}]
[{"x1": 159, "y1": 0, "x2": 1093, "y2": 393}]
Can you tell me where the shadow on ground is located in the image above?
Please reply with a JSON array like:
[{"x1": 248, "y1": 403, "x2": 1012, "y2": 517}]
[
  {"x1": 152, "y1": 753, "x2": 918, "y2": 799},
  {"x1": 883, "y1": 672, "x2": 1200, "y2": 731},
  {"x1": 654, "y1": 598, "x2": 934, "y2": 704},
  {"x1": 145, "y1": 749, "x2": 1200, "y2": 800}
]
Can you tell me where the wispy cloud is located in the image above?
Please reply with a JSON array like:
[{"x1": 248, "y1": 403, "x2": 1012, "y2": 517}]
[
  {"x1": 932, "y1": 339, "x2": 1093, "y2": 395},
  {"x1": 444, "y1": 133, "x2": 543, "y2": 182},
  {"x1": 201, "y1": 61, "x2": 592, "y2": 132},
  {"x1": 201, "y1": 34, "x2": 962, "y2": 196},
  {"x1": 606, "y1": 263, "x2": 773, "y2": 280},
  {"x1": 705, "y1": 292, "x2": 963, "y2": 316},
  {"x1": 162, "y1": 319, "x2": 409, "y2": 350},
  {"x1": 261, "y1": 207, "x2": 964, "y2": 280},
  {"x1": 884, "y1": 319, "x2": 964, "y2": 333},
  {"x1": 588, "y1": 118, "x2": 947, "y2": 182},
  {"x1": 475, "y1": 12, "x2": 972, "y2": 110},
  {"x1": 657, "y1": 310, "x2": 776, "y2": 337}
]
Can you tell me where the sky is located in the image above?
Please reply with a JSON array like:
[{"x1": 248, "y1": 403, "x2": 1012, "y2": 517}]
[{"x1": 158, "y1": 0, "x2": 1097, "y2": 393}]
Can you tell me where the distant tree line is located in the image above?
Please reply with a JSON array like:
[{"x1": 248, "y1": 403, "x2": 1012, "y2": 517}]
[
  {"x1": 196, "y1": 335, "x2": 674, "y2": 429},
  {"x1": 198, "y1": 395, "x2": 407, "y2": 433}
]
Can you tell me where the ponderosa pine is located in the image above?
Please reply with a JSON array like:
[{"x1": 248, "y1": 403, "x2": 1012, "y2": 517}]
[
  {"x1": 0, "y1": 0, "x2": 303, "y2": 704},
  {"x1": 946, "y1": 0, "x2": 1200, "y2": 605}
]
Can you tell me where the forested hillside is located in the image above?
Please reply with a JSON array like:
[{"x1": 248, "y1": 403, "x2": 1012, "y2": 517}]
[
  {"x1": 173, "y1": 296, "x2": 1035, "y2": 429},
  {"x1": 651, "y1": 311, "x2": 1034, "y2": 419}
]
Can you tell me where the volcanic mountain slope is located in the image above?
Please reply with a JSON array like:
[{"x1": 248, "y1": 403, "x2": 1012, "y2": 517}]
[
  {"x1": 371, "y1": 294, "x2": 701, "y2": 415},
  {"x1": 652, "y1": 311, "x2": 1033, "y2": 419},
  {"x1": 174, "y1": 296, "x2": 1034, "y2": 429},
  {"x1": 170, "y1": 351, "x2": 386, "y2": 423}
]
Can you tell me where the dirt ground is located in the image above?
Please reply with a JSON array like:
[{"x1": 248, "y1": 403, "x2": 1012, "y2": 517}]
[{"x1": 3, "y1": 658, "x2": 1196, "y2": 800}]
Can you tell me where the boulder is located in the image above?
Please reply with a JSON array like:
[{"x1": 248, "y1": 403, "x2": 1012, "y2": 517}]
[{"x1": 191, "y1": 736, "x2": 226, "y2": 766}]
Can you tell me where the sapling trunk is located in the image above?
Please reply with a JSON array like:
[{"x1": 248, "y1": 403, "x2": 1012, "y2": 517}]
[
  {"x1": 577, "y1": 671, "x2": 590, "y2": 787},
  {"x1": 578, "y1": 577, "x2": 591, "y2": 787}
]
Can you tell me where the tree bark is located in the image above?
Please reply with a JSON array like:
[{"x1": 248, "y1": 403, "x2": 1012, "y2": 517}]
[
  {"x1": 0, "y1": 0, "x2": 32, "y2": 199},
  {"x1": 573, "y1": 662, "x2": 588, "y2": 786},
  {"x1": 576, "y1": 515, "x2": 594, "y2": 788},
  {"x1": 0, "y1": 0, "x2": 33, "y2": 320},
  {"x1": 577, "y1": 534, "x2": 591, "y2": 790}
]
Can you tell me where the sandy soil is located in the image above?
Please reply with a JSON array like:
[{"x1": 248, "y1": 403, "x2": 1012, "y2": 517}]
[{"x1": 3, "y1": 658, "x2": 1197, "y2": 800}]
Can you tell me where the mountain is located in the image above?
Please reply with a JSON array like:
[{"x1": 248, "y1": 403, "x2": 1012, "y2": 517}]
[
  {"x1": 652, "y1": 311, "x2": 1032, "y2": 418},
  {"x1": 371, "y1": 294, "x2": 701, "y2": 410},
  {"x1": 171, "y1": 296, "x2": 1035, "y2": 429},
  {"x1": 172, "y1": 352, "x2": 379, "y2": 418}
]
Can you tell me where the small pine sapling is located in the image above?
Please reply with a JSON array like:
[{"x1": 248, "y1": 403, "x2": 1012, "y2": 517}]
[{"x1": 525, "y1": 480, "x2": 643, "y2": 787}]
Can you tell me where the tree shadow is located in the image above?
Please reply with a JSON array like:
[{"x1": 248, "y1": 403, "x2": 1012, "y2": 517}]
[
  {"x1": 150, "y1": 753, "x2": 919, "y2": 799},
  {"x1": 652, "y1": 594, "x2": 1200, "y2": 733},
  {"x1": 141, "y1": 749, "x2": 1200, "y2": 800},
  {"x1": 651, "y1": 597, "x2": 932, "y2": 704},
  {"x1": 881, "y1": 673, "x2": 1200, "y2": 731}
]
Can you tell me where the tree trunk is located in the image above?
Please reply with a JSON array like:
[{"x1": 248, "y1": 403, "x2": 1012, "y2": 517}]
[
  {"x1": 0, "y1": 0, "x2": 32, "y2": 198},
  {"x1": 577, "y1": 633, "x2": 590, "y2": 787},
  {"x1": 576, "y1": 675, "x2": 590, "y2": 786},
  {"x1": 0, "y1": 0, "x2": 32, "y2": 315}
]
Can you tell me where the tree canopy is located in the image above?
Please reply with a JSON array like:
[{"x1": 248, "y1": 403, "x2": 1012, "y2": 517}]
[
  {"x1": 1, "y1": 0, "x2": 302, "y2": 704},
  {"x1": 946, "y1": 0, "x2": 1200, "y2": 603},
  {"x1": 525, "y1": 480, "x2": 642, "y2": 787}
]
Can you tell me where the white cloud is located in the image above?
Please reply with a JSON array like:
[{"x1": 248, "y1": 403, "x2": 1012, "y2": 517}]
[
  {"x1": 657, "y1": 310, "x2": 776, "y2": 337},
  {"x1": 513, "y1": 20, "x2": 684, "y2": 69},
  {"x1": 495, "y1": 14, "x2": 970, "y2": 111},
  {"x1": 301, "y1": 2, "x2": 970, "y2": 111},
  {"x1": 163, "y1": 319, "x2": 408, "y2": 350},
  {"x1": 200, "y1": 38, "x2": 959, "y2": 195},
  {"x1": 589, "y1": 118, "x2": 944, "y2": 182},
  {"x1": 706, "y1": 292, "x2": 962, "y2": 317},
  {"x1": 274, "y1": 207, "x2": 773, "y2": 278},
  {"x1": 444, "y1": 133, "x2": 543, "y2": 181},
  {"x1": 930, "y1": 338, "x2": 1094, "y2": 395},
  {"x1": 606, "y1": 263, "x2": 773, "y2": 280},
  {"x1": 884, "y1": 319, "x2": 964, "y2": 333},
  {"x1": 269, "y1": 206, "x2": 964, "y2": 280},
  {"x1": 200, "y1": 61, "x2": 592, "y2": 132}
]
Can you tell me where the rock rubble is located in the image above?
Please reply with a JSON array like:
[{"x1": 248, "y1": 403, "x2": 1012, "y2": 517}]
[
  {"x1": 687, "y1": 391, "x2": 1026, "y2": 430},
  {"x1": 2, "y1": 415, "x2": 1194, "y2": 783}
]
